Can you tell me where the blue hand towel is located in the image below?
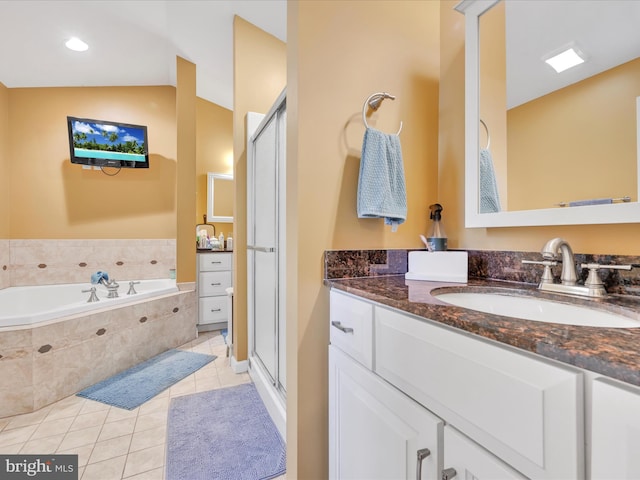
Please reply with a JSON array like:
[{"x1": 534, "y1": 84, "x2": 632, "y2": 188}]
[
  {"x1": 357, "y1": 127, "x2": 407, "y2": 231},
  {"x1": 91, "y1": 271, "x2": 109, "y2": 284},
  {"x1": 479, "y1": 148, "x2": 501, "y2": 213}
]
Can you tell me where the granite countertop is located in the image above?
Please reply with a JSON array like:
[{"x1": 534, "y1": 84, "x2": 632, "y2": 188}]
[{"x1": 326, "y1": 275, "x2": 640, "y2": 388}]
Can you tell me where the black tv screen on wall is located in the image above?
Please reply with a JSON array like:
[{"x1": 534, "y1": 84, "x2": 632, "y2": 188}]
[{"x1": 67, "y1": 116, "x2": 149, "y2": 168}]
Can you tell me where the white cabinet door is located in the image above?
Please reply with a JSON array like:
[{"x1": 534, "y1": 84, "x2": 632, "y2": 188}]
[
  {"x1": 329, "y1": 345, "x2": 442, "y2": 480},
  {"x1": 375, "y1": 305, "x2": 584, "y2": 480},
  {"x1": 443, "y1": 426, "x2": 528, "y2": 480},
  {"x1": 591, "y1": 378, "x2": 640, "y2": 480}
]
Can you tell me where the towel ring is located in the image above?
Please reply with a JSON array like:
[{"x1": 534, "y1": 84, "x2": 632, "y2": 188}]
[
  {"x1": 480, "y1": 118, "x2": 490, "y2": 150},
  {"x1": 362, "y1": 92, "x2": 403, "y2": 135}
]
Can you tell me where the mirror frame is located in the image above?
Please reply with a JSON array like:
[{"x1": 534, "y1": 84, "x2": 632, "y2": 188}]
[
  {"x1": 456, "y1": 0, "x2": 640, "y2": 228},
  {"x1": 207, "y1": 172, "x2": 233, "y2": 223}
]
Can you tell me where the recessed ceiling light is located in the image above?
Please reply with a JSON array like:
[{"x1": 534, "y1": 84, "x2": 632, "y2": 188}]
[
  {"x1": 65, "y1": 37, "x2": 89, "y2": 52},
  {"x1": 544, "y1": 47, "x2": 585, "y2": 73}
]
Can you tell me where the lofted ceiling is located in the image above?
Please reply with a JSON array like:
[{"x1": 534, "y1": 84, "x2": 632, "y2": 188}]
[{"x1": 0, "y1": 0, "x2": 286, "y2": 111}]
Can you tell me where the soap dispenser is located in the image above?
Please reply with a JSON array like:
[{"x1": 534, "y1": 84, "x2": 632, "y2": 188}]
[
  {"x1": 218, "y1": 232, "x2": 225, "y2": 250},
  {"x1": 427, "y1": 203, "x2": 448, "y2": 251}
]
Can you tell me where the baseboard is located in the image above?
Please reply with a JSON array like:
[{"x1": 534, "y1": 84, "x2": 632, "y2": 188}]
[
  {"x1": 230, "y1": 355, "x2": 248, "y2": 373},
  {"x1": 249, "y1": 356, "x2": 286, "y2": 440}
]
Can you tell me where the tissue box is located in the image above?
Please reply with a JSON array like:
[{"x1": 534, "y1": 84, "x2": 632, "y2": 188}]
[{"x1": 405, "y1": 251, "x2": 468, "y2": 283}]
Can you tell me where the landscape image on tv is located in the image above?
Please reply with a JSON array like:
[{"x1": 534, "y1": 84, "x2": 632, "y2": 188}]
[{"x1": 70, "y1": 118, "x2": 147, "y2": 163}]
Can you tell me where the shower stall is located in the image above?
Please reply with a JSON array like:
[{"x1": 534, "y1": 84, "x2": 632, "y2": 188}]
[{"x1": 246, "y1": 89, "x2": 287, "y2": 438}]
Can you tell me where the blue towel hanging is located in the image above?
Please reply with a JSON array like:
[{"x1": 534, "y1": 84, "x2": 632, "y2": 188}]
[
  {"x1": 479, "y1": 148, "x2": 501, "y2": 213},
  {"x1": 357, "y1": 127, "x2": 407, "y2": 231}
]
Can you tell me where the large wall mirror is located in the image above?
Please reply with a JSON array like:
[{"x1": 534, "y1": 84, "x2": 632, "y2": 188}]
[
  {"x1": 456, "y1": 0, "x2": 640, "y2": 227},
  {"x1": 207, "y1": 173, "x2": 234, "y2": 223}
]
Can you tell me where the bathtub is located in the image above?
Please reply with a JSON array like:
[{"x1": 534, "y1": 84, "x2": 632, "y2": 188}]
[
  {"x1": 0, "y1": 279, "x2": 179, "y2": 328},
  {"x1": 0, "y1": 278, "x2": 196, "y2": 418}
]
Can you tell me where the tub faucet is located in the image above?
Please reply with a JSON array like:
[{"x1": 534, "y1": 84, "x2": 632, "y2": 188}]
[{"x1": 541, "y1": 237, "x2": 578, "y2": 285}]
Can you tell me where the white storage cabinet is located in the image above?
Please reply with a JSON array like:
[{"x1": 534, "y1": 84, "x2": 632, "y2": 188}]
[{"x1": 197, "y1": 252, "x2": 232, "y2": 331}]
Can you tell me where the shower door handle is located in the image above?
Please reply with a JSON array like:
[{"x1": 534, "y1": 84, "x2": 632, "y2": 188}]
[{"x1": 247, "y1": 245, "x2": 275, "y2": 253}]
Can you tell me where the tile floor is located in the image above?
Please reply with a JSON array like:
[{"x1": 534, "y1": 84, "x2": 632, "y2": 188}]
[{"x1": 0, "y1": 331, "x2": 285, "y2": 480}]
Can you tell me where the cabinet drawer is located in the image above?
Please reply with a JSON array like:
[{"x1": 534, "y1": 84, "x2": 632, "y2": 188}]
[
  {"x1": 329, "y1": 290, "x2": 373, "y2": 370},
  {"x1": 199, "y1": 271, "x2": 232, "y2": 296},
  {"x1": 199, "y1": 296, "x2": 228, "y2": 324},
  {"x1": 198, "y1": 253, "x2": 232, "y2": 271},
  {"x1": 374, "y1": 306, "x2": 583, "y2": 480}
]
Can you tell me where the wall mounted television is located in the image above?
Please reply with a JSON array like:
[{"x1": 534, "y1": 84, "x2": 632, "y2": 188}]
[{"x1": 67, "y1": 116, "x2": 149, "y2": 168}]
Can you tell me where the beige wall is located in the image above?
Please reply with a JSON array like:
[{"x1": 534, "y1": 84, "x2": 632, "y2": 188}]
[
  {"x1": 232, "y1": 16, "x2": 287, "y2": 364},
  {"x1": 0, "y1": 82, "x2": 8, "y2": 238},
  {"x1": 7, "y1": 86, "x2": 177, "y2": 239},
  {"x1": 196, "y1": 98, "x2": 233, "y2": 234},
  {"x1": 176, "y1": 57, "x2": 198, "y2": 283},
  {"x1": 288, "y1": 1, "x2": 440, "y2": 476},
  {"x1": 508, "y1": 57, "x2": 640, "y2": 211}
]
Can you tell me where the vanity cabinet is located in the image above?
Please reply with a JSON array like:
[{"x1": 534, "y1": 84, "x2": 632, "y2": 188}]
[
  {"x1": 329, "y1": 289, "x2": 584, "y2": 480},
  {"x1": 197, "y1": 252, "x2": 232, "y2": 331},
  {"x1": 329, "y1": 346, "x2": 443, "y2": 480},
  {"x1": 590, "y1": 377, "x2": 640, "y2": 479}
]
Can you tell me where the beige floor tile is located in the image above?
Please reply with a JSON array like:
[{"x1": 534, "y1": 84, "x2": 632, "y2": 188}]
[
  {"x1": 46, "y1": 399, "x2": 85, "y2": 421},
  {"x1": 4, "y1": 407, "x2": 52, "y2": 431},
  {"x1": 98, "y1": 417, "x2": 137, "y2": 442},
  {"x1": 168, "y1": 376, "x2": 196, "y2": 397},
  {"x1": 88, "y1": 434, "x2": 133, "y2": 465},
  {"x1": 124, "y1": 466, "x2": 164, "y2": 479},
  {"x1": 82, "y1": 454, "x2": 127, "y2": 480},
  {"x1": 30, "y1": 416, "x2": 74, "y2": 440},
  {"x1": 130, "y1": 426, "x2": 165, "y2": 453},
  {"x1": 57, "y1": 443, "x2": 94, "y2": 468},
  {"x1": 134, "y1": 411, "x2": 166, "y2": 433},
  {"x1": 19, "y1": 433, "x2": 64, "y2": 454},
  {"x1": 78, "y1": 400, "x2": 110, "y2": 416},
  {"x1": 70, "y1": 410, "x2": 110, "y2": 432},
  {"x1": 58, "y1": 425, "x2": 102, "y2": 451},
  {"x1": 137, "y1": 396, "x2": 170, "y2": 416},
  {"x1": 122, "y1": 444, "x2": 165, "y2": 478},
  {"x1": 0, "y1": 418, "x2": 10, "y2": 431},
  {"x1": 105, "y1": 407, "x2": 138, "y2": 424},
  {"x1": 0, "y1": 424, "x2": 38, "y2": 448}
]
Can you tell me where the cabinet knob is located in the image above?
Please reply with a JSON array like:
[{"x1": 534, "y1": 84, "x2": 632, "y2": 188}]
[
  {"x1": 442, "y1": 467, "x2": 457, "y2": 480},
  {"x1": 416, "y1": 448, "x2": 431, "y2": 480}
]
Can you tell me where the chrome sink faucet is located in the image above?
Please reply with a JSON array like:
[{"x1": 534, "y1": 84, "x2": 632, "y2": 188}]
[
  {"x1": 523, "y1": 237, "x2": 633, "y2": 298},
  {"x1": 541, "y1": 237, "x2": 578, "y2": 286}
]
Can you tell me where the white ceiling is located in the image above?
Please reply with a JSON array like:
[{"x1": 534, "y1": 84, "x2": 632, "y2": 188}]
[
  {"x1": 0, "y1": 0, "x2": 286, "y2": 110},
  {"x1": 504, "y1": 0, "x2": 640, "y2": 109}
]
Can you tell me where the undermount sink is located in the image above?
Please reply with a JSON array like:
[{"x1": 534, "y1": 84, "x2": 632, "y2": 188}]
[{"x1": 433, "y1": 290, "x2": 640, "y2": 328}]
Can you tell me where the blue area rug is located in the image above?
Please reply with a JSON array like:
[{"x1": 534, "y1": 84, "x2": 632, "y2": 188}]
[
  {"x1": 166, "y1": 383, "x2": 286, "y2": 480},
  {"x1": 77, "y1": 349, "x2": 216, "y2": 410}
]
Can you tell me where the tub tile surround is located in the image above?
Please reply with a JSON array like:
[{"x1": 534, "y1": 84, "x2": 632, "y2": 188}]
[
  {"x1": 0, "y1": 239, "x2": 9, "y2": 289},
  {"x1": 324, "y1": 248, "x2": 640, "y2": 387},
  {"x1": 7, "y1": 239, "x2": 177, "y2": 287},
  {"x1": 0, "y1": 289, "x2": 197, "y2": 418}
]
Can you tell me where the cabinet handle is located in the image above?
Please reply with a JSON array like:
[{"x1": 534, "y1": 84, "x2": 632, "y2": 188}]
[
  {"x1": 211, "y1": 282, "x2": 221, "y2": 286},
  {"x1": 442, "y1": 467, "x2": 457, "y2": 480},
  {"x1": 416, "y1": 448, "x2": 430, "y2": 480},
  {"x1": 210, "y1": 308, "x2": 221, "y2": 312},
  {"x1": 210, "y1": 261, "x2": 223, "y2": 264},
  {"x1": 331, "y1": 321, "x2": 354, "y2": 334}
]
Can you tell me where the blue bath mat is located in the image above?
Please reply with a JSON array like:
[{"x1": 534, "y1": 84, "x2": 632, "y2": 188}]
[
  {"x1": 166, "y1": 383, "x2": 286, "y2": 480},
  {"x1": 77, "y1": 349, "x2": 216, "y2": 410}
]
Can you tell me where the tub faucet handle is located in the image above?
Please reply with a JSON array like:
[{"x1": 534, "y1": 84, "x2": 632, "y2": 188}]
[
  {"x1": 82, "y1": 287, "x2": 100, "y2": 303},
  {"x1": 127, "y1": 281, "x2": 140, "y2": 295}
]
